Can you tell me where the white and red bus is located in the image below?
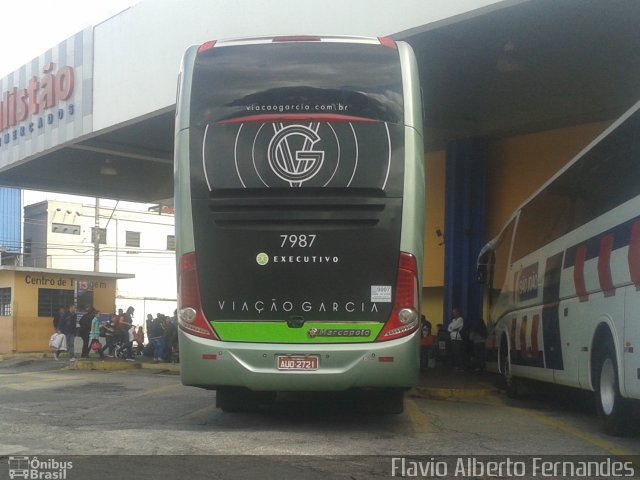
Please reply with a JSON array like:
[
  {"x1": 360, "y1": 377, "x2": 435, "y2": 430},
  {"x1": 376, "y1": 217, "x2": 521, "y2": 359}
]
[{"x1": 477, "y1": 100, "x2": 640, "y2": 434}]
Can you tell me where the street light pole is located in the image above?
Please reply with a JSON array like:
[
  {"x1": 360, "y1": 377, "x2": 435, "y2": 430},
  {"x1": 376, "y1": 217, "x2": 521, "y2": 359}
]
[{"x1": 94, "y1": 198, "x2": 100, "y2": 272}]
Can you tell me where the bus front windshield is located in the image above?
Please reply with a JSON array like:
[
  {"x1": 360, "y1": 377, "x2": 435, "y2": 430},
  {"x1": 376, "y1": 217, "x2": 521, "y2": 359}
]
[{"x1": 487, "y1": 218, "x2": 516, "y2": 325}]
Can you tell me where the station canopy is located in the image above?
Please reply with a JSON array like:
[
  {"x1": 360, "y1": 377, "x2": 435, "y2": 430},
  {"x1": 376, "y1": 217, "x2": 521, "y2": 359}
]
[{"x1": 0, "y1": 0, "x2": 639, "y2": 203}]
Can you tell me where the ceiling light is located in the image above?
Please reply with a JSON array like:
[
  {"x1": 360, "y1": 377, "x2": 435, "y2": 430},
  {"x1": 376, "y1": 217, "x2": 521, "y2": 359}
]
[
  {"x1": 497, "y1": 41, "x2": 524, "y2": 73},
  {"x1": 100, "y1": 158, "x2": 118, "y2": 176}
]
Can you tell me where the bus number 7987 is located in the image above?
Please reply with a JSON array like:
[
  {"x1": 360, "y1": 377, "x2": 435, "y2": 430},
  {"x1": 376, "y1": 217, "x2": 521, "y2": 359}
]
[{"x1": 280, "y1": 234, "x2": 316, "y2": 248}]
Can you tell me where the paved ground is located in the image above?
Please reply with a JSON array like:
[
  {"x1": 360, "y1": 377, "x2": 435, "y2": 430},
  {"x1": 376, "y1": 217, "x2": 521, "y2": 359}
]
[{"x1": 0, "y1": 355, "x2": 638, "y2": 479}]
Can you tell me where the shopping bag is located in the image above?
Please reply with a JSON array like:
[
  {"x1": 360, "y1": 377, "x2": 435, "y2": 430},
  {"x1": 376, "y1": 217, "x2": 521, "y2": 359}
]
[
  {"x1": 90, "y1": 340, "x2": 101, "y2": 351},
  {"x1": 48, "y1": 333, "x2": 60, "y2": 349},
  {"x1": 48, "y1": 332, "x2": 67, "y2": 351}
]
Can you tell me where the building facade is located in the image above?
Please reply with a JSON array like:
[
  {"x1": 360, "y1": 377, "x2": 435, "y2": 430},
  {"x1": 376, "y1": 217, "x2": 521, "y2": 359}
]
[
  {"x1": 0, "y1": 187, "x2": 21, "y2": 263},
  {"x1": 0, "y1": 266, "x2": 131, "y2": 353},
  {"x1": 23, "y1": 200, "x2": 177, "y2": 320}
]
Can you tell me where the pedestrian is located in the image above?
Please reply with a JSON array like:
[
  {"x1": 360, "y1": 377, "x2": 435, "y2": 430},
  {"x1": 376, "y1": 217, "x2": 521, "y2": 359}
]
[
  {"x1": 56, "y1": 304, "x2": 77, "y2": 361},
  {"x1": 78, "y1": 307, "x2": 96, "y2": 358},
  {"x1": 468, "y1": 318, "x2": 487, "y2": 372},
  {"x1": 123, "y1": 306, "x2": 135, "y2": 325},
  {"x1": 125, "y1": 323, "x2": 136, "y2": 361},
  {"x1": 149, "y1": 314, "x2": 165, "y2": 363},
  {"x1": 162, "y1": 314, "x2": 178, "y2": 362},
  {"x1": 448, "y1": 307, "x2": 465, "y2": 371},
  {"x1": 88, "y1": 310, "x2": 104, "y2": 360},
  {"x1": 134, "y1": 325, "x2": 145, "y2": 355},
  {"x1": 98, "y1": 314, "x2": 117, "y2": 358},
  {"x1": 420, "y1": 315, "x2": 433, "y2": 371},
  {"x1": 435, "y1": 323, "x2": 450, "y2": 367},
  {"x1": 52, "y1": 306, "x2": 65, "y2": 330},
  {"x1": 145, "y1": 314, "x2": 153, "y2": 343},
  {"x1": 113, "y1": 310, "x2": 133, "y2": 358}
]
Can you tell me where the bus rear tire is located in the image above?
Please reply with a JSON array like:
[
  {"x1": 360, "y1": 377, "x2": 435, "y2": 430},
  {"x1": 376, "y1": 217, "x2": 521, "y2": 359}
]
[
  {"x1": 594, "y1": 342, "x2": 630, "y2": 436},
  {"x1": 358, "y1": 388, "x2": 404, "y2": 414},
  {"x1": 375, "y1": 388, "x2": 405, "y2": 414},
  {"x1": 216, "y1": 387, "x2": 259, "y2": 413},
  {"x1": 385, "y1": 388, "x2": 405, "y2": 414},
  {"x1": 500, "y1": 338, "x2": 518, "y2": 398}
]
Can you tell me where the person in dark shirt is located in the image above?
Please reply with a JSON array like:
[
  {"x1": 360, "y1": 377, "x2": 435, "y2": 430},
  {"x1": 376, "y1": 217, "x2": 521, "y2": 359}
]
[
  {"x1": 120, "y1": 306, "x2": 135, "y2": 359},
  {"x1": 148, "y1": 314, "x2": 165, "y2": 363},
  {"x1": 78, "y1": 307, "x2": 96, "y2": 358},
  {"x1": 56, "y1": 304, "x2": 77, "y2": 361},
  {"x1": 52, "y1": 306, "x2": 65, "y2": 330}
]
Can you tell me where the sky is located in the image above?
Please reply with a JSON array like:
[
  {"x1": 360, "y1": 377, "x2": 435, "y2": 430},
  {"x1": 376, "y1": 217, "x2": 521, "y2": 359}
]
[
  {"x1": 1, "y1": 0, "x2": 143, "y2": 209},
  {"x1": 1, "y1": 0, "x2": 141, "y2": 78}
]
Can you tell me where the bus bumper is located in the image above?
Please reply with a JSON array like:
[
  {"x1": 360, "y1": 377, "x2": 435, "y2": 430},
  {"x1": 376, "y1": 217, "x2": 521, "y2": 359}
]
[{"x1": 178, "y1": 330, "x2": 420, "y2": 391}]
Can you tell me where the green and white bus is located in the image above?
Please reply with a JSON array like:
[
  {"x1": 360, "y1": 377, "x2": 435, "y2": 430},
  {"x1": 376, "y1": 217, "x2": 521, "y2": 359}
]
[{"x1": 174, "y1": 36, "x2": 424, "y2": 413}]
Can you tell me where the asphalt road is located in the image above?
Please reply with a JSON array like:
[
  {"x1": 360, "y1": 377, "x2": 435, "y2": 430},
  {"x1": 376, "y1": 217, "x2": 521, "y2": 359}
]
[{"x1": 0, "y1": 358, "x2": 639, "y2": 479}]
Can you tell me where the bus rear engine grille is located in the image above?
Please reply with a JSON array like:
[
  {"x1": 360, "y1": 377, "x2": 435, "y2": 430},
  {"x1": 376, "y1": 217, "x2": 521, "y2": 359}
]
[{"x1": 207, "y1": 190, "x2": 387, "y2": 228}]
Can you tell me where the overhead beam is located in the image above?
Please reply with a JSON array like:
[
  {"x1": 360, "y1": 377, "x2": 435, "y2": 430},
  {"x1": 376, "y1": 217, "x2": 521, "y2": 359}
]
[{"x1": 69, "y1": 141, "x2": 173, "y2": 164}]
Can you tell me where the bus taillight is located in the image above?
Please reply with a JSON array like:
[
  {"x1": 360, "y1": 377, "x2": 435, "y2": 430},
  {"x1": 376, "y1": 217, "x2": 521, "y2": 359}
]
[
  {"x1": 378, "y1": 37, "x2": 398, "y2": 49},
  {"x1": 198, "y1": 41, "x2": 217, "y2": 53},
  {"x1": 376, "y1": 252, "x2": 420, "y2": 342},
  {"x1": 178, "y1": 252, "x2": 219, "y2": 340}
]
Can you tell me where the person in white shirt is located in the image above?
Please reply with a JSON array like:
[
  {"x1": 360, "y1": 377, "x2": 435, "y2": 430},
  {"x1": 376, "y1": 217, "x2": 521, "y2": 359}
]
[{"x1": 448, "y1": 308, "x2": 465, "y2": 370}]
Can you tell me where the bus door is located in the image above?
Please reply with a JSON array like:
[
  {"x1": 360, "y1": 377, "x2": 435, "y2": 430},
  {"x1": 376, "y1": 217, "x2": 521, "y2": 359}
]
[
  {"x1": 623, "y1": 286, "x2": 640, "y2": 398},
  {"x1": 540, "y1": 252, "x2": 567, "y2": 383}
]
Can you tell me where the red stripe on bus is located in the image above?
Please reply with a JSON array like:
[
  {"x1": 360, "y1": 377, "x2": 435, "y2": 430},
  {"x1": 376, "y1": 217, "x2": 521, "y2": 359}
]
[
  {"x1": 598, "y1": 234, "x2": 615, "y2": 297},
  {"x1": 520, "y1": 316, "x2": 528, "y2": 357},
  {"x1": 216, "y1": 114, "x2": 378, "y2": 124},
  {"x1": 531, "y1": 314, "x2": 540, "y2": 360},
  {"x1": 628, "y1": 221, "x2": 640, "y2": 288},
  {"x1": 573, "y1": 244, "x2": 589, "y2": 302}
]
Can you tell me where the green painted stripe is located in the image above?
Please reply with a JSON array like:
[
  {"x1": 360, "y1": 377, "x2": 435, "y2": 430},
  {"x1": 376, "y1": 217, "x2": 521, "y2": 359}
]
[{"x1": 212, "y1": 321, "x2": 383, "y2": 343}]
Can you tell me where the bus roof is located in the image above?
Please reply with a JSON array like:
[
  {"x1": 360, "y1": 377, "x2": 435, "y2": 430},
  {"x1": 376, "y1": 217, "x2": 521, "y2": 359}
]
[{"x1": 197, "y1": 35, "x2": 396, "y2": 50}]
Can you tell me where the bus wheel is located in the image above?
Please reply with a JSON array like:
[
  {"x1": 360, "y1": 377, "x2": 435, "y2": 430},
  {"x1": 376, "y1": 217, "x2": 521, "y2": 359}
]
[
  {"x1": 380, "y1": 388, "x2": 405, "y2": 414},
  {"x1": 362, "y1": 388, "x2": 404, "y2": 414},
  {"x1": 216, "y1": 387, "x2": 259, "y2": 413},
  {"x1": 594, "y1": 343, "x2": 630, "y2": 436},
  {"x1": 500, "y1": 339, "x2": 518, "y2": 398}
]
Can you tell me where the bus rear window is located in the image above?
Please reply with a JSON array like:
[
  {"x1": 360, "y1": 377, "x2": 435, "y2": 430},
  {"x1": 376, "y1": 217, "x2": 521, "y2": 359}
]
[{"x1": 190, "y1": 42, "x2": 403, "y2": 125}]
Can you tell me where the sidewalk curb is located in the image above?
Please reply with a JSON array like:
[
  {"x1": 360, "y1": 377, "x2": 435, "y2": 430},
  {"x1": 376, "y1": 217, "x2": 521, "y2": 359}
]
[
  {"x1": 0, "y1": 352, "x2": 52, "y2": 361},
  {"x1": 0, "y1": 352, "x2": 180, "y2": 373},
  {"x1": 140, "y1": 362, "x2": 180, "y2": 372},
  {"x1": 66, "y1": 359, "x2": 180, "y2": 372},
  {"x1": 69, "y1": 359, "x2": 141, "y2": 371},
  {"x1": 409, "y1": 385, "x2": 499, "y2": 401}
]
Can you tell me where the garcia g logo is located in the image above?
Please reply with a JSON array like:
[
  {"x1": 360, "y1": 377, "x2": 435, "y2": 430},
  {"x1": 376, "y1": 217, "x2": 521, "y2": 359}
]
[
  {"x1": 268, "y1": 124, "x2": 324, "y2": 187},
  {"x1": 250, "y1": 121, "x2": 344, "y2": 188},
  {"x1": 222, "y1": 121, "x2": 360, "y2": 189}
]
